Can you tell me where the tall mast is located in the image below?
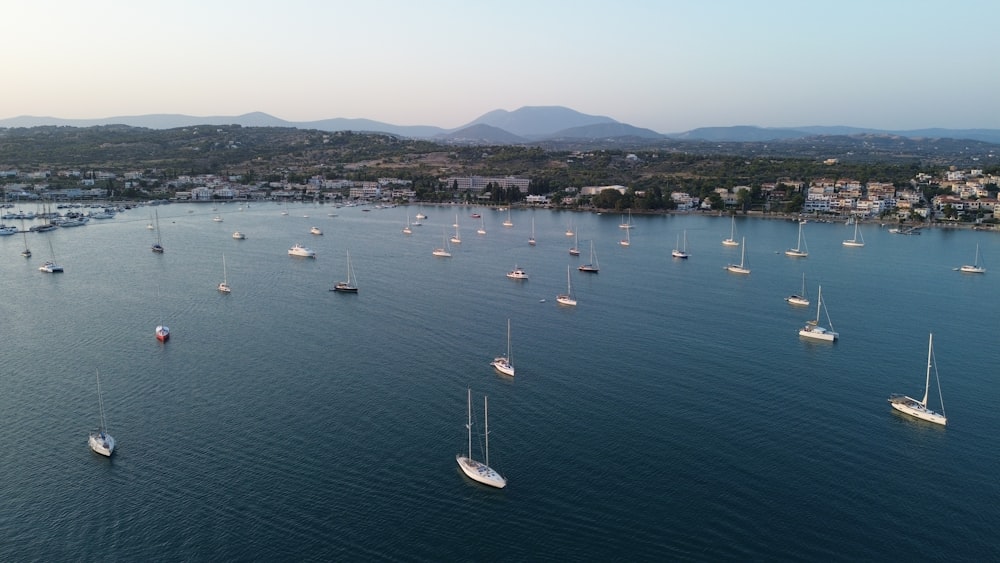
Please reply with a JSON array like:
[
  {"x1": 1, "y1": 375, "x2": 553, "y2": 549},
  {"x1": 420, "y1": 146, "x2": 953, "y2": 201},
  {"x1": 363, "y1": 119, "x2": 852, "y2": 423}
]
[
  {"x1": 466, "y1": 388, "x2": 472, "y2": 459},
  {"x1": 922, "y1": 333, "x2": 933, "y2": 407},
  {"x1": 815, "y1": 286, "x2": 823, "y2": 323},
  {"x1": 506, "y1": 319, "x2": 511, "y2": 364},
  {"x1": 484, "y1": 396, "x2": 490, "y2": 468}
]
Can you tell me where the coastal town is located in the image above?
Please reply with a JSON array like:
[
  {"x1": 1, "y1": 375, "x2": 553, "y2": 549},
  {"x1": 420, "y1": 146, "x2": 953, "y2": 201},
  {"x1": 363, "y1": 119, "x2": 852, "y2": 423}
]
[{"x1": 2, "y1": 163, "x2": 997, "y2": 229}]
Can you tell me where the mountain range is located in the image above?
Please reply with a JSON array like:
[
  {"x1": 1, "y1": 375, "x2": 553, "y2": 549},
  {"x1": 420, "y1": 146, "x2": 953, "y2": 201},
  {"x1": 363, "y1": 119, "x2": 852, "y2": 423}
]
[{"x1": 2, "y1": 107, "x2": 999, "y2": 145}]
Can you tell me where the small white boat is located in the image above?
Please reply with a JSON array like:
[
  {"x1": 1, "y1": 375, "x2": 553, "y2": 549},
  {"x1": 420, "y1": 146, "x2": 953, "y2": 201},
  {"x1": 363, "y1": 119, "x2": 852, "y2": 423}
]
[
  {"x1": 569, "y1": 232, "x2": 580, "y2": 256},
  {"x1": 619, "y1": 225, "x2": 630, "y2": 247},
  {"x1": 456, "y1": 389, "x2": 507, "y2": 489},
  {"x1": 213, "y1": 215, "x2": 223, "y2": 222},
  {"x1": 785, "y1": 273, "x2": 810, "y2": 306},
  {"x1": 218, "y1": 254, "x2": 231, "y2": 294},
  {"x1": 288, "y1": 243, "x2": 316, "y2": 258},
  {"x1": 619, "y1": 209, "x2": 634, "y2": 229},
  {"x1": 556, "y1": 265, "x2": 577, "y2": 306},
  {"x1": 725, "y1": 237, "x2": 750, "y2": 274},
  {"x1": 502, "y1": 208, "x2": 513, "y2": 228},
  {"x1": 450, "y1": 215, "x2": 461, "y2": 244},
  {"x1": 415, "y1": 213, "x2": 427, "y2": 220},
  {"x1": 39, "y1": 239, "x2": 63, "y2": 273},
  {"x1": 889, "y1": 333, "x2": 947, "y2": 426},
  {"x1": 476, "y1": 216, "x2": 486, "y2": 235},
  {"x1": 671, "y1": 230, "x2": 689, "y2": 258},
  {"x1": 88, "y1": 369, "x2": 116, "y2": 457},
  {"x1": 799, "y1": 285, "x2": 838, "y2": 341},
  {"x1": 843, "y1": 220, "x2": 865, "y2": 247},
  {"x1": 722, "y1": 215, "x2": 739, "y2": 246},
  {"x1": 433, "y1": 230, "x2": 452, "y2": 257},
  {"x1": 310, "y1": 226, "x2": 323, "y2": 235},
  {"x1": 957, "y1": 243, "x2": 985, "y2": 273},
  {"x1": 232, "y1": 231, "x2": 246, "y2": 240},
  {"x1": 490, "y1": 319, "x2": 515, "y2": 377},
  {"x1": 402, "y1": 216, "x2": 412, "y2": 235},
  {"x1": 506, "y1": 265, "x2": 528, "y2": 280},
  {"x1": 528, "y1": 216, "x2": 536, "y2": 246},
  {"x1": 785, "y1": 221, "x2": 808, "y2": 257}
]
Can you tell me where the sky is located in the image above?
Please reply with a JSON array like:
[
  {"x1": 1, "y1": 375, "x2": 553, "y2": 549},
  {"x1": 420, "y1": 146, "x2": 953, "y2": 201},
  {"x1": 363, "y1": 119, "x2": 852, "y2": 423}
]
[{"x1": 4, "y1": 0, "x2": 999, "y2": 133}]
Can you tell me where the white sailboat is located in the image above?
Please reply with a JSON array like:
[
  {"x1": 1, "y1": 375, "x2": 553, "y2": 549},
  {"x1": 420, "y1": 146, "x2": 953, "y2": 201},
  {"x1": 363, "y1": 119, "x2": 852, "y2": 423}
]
[
  {"x1": 433, "y1": 229, "x2": 452, "y2": 257},
  {"x1": 151, "y1": 209, "x2": 164, "y2": 253},
  {"x1": 217, "y1": 254, "x2": 231, "y2": 293},
  {"x1": 502, "y1": 207, "x2": 513, "y2": 228},
  {"x1": 39, "y1": 238, "x2": 64, "y2": 273},
  {"x1": 843, "y1": 220, "x2": 865, "y2": 247},
  {"x1": 402, "y1": 215, "x2": 412, "y2": 235},
  {"x1": 569, "y1": 231, "x2": 580, "y2": 256},
  {"x1": 671, "y1": 230, "x2": 689, "y2": 258},
  {"x1": 450, "y1": 215, "x2": 461, "y2": 244},
  {"x1": 88, "y1": 369, "x2": 116, "y2": 457},
  {"x1": 957, "y1": 243, "x2": 985, "y2": 273},
  {"x1": 799, "y1": 285, "x2": 838, "y2": 341},
  {"x1": 565, "y1": 221, "x2": 574, "y2": 237},
  {"x1": 785, "y1": 221, "x2": 808, "y2": 257},
  {"x1": 619, "y1": 209, "x2": 633, "y2": 229},
  {"x1": 725, "y1": 237, "x2": 750, "y2": 274},
  {"x1": 889, "y1": 333, "x2": 947, "y2": 426},
  {"x1": 785, "y1": 273, "x2": 810, "y2": 306},
  {"x1": 456, "y1": 389, "x2": 507, "y2": 488},
  {"x1": 477, "y1": 216, "x2": 486, "y2": 235},
  {"x1": 528, "y1": 215, "x2": 536, "y2": 246},
  {"x1": 578, "y1": 240, "x2": 599, "y2": 273},
  {"x1": 490, "y1": 319, "x2": 515, "y2": 377},
  {"x1": 619, "y1": 224, "x2": 631, "y2": 247},
  {"x1": 556, "y1": 265, "x2": 577, "y2": 306},
  {"x1": 722, "y1": 215, "x2": 739, "y2": 246},
  {"x1": 20, "y1": 218, "x2": 30, "y2": 258},
  {"x1": 332, "y1": 250, "x2": 359, "y2": 292}
]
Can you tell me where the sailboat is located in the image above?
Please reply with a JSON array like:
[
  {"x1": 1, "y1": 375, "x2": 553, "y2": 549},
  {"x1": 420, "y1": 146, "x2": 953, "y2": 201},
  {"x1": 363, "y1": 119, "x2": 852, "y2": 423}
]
[
  {"x1": 569, "y1": 231, "x2": 580, "y2": 256},
  {"x1": 155, "y1": 285, "x2": 169, "y2": 342},
  {"x1": 619, "y1": 209, "x2": 633, "y2": 229},
  {"x1": 402, "y1": 215, "x2": 412, "y2": 235},
  {"x1": 490, "y1": 319, "x2": 515, "y2": 377},
  {"x1": 502, "y1": 207, "x2": 513, "y2": 228},
  {"x1": 332, "y1": 250, "x2": 359, "y2": 292},
  {"x1": 725, "y1": 237, "x2": 750, "y2": 274},
  {"x1": 39, "y1": 238, "x2": 64, "y2": 273},
  {"x1": 556, "y1": 265, "x2": 577, "y2": 306},
  {"x1": 88, "y1": 369, "x2": 116, "y2": 457},
  {"x1": 20, "y1": 218, "x2": 30, "y2": 258},
  {"x1": 456, "y1": 388, "x2": 507, "y2": 489},
  {"x1": 578, "y1": 240, "x2": 599, "y2": 273},
  {"x1": 671, "y1": 230, "x2": 689, "y2": 258},
  {"x1": 957, "y1": 243, "x2": 986, "y2": 273},
  {"x1": 889, "y1": 333, "x2": 947, "y2": 425},
  {"x1": 798, "y1": 285, "x2": 838, "y2": 341},
  {"x1": 619, "y1": 224, "x2": 631, "y2": 247},
  {"x1": 433, "y1": 229, "x2": 452, "y2": 257},
  {"x1": 722, "y1": 215, "x2": 739, "y2": 246},
  {"x1": 565, "y1": 221, "x2": 574, "y2": 237},
  {"x1": 450, "y1": 215, "x2": 461, "y2": 244},
  {"x1": 146, "y1": 212, "x2": 155, "y2": 230},
  {"x1": 528, "y1": 216, "x2": 536, "y2": 246},
  {"x1": 217, "y1": 254, "x2": 231, "y2": 293},
  {"x1": 477, "y1": 216, "x2": 486, "y2": 235},
  {"x1": 785, "y1": 221, "x2": 808, "y2": 257},
  {"x1": 843, "y1": 220, "x2": 865, "y2": 247},
  {"x1": 785, "y1": 273, "x2": 810, "y2": 306},
  {"x1": 151, "y1": 209, "x2": 164, "y2": 253}
]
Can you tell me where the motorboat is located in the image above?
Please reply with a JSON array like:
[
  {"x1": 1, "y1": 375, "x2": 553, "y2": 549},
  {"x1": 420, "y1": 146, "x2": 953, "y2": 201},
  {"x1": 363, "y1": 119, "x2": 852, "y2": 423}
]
[
  {"x1": 310, "y1": 226, "x2": 323, "y2": 235},
  {"x1": 506, "y1": 265, "x2": 528, "y2": 280},
  {"x1": 155, "y1": 325, "x2": 170, "y2": 342},
  {"x1": 232, "y1": 231, "x2": 246, "y2": 240},
  {"x1": 288, "y1": 243, "x2": 316, "y2": 258}
]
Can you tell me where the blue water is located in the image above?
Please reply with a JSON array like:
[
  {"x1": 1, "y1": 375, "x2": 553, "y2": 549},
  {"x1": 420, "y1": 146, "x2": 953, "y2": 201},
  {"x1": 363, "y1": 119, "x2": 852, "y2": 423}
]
[{"x1": 1, "y1": 204, "x2": 997, "y2": 561}]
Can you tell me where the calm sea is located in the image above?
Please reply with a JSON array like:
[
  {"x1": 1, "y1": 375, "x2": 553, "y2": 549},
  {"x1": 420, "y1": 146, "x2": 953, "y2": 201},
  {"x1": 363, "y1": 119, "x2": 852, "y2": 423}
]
[{"x1": 0, "y1": 204, "x2": 997, "y2": 561}]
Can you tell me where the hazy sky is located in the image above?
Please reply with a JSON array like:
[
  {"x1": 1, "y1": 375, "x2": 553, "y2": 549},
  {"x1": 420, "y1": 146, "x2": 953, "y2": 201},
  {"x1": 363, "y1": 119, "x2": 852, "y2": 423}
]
[{"x1": 5, "y1": 0, "x2": 998, "y2": 132}]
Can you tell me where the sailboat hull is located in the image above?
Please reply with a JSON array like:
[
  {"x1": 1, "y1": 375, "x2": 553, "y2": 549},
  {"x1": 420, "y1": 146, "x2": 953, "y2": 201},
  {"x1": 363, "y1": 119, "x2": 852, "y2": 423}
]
[
  {"x1": 456, "y1": 455, "x2": 507, "y2": 488},
  {"x1": 799, "y1": 326, "x2": 838, "y2": 341},
  {"x1": 491, "y1": 358, "x2": 515, "y2": 377},
  {"x1": 888, "y1": 395, "x2": 947, "y2": 425},
  {"x1": 88, "y1": 432, "x2": 116, "y2": 456}
]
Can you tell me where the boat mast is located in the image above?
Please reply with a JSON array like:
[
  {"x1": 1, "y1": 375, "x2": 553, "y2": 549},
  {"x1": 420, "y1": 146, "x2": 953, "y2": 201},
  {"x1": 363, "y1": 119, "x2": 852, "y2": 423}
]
[
  {"x1": 96, "y1": 369, "x2": 107, "y2": 434},
  {"x1": 484, "y1": 395, "x2": 490, "y2": 468},
  {"x1": 815, "y1": 286, "x2": 823, "y2": 324},
  {"x1": 466, "y1": 388, "x2": 472, "y2": 459},
  {"x1": 506, "y1": 319, "x2": 511, "y2": 365},
  {"x1": 922, "y1": 333, "x2": 933, "y2": 407}
]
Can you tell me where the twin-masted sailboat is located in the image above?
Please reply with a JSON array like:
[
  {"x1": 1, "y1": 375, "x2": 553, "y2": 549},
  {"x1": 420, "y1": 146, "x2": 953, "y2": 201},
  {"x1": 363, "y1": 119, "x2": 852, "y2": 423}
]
[{"x1": 456, "y1": 388, "x2": 507, "y2": 489}]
